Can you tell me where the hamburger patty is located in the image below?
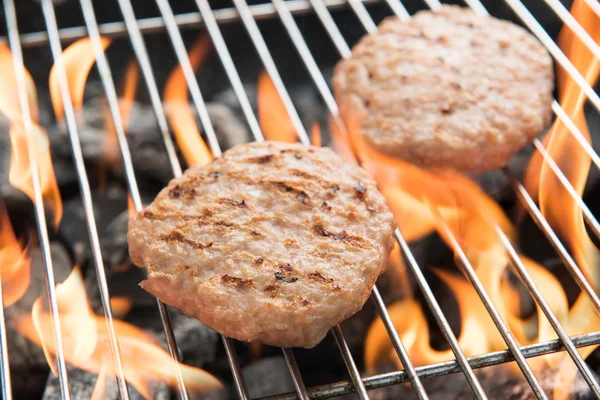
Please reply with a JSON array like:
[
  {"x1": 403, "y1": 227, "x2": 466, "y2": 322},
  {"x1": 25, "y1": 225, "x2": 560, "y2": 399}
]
[
  {"x1": 332, "y1": 5, "x2": 554, "y2": 172},
  {"x1": 128, "y1": 141, "x2": 396, "y2": 348}
]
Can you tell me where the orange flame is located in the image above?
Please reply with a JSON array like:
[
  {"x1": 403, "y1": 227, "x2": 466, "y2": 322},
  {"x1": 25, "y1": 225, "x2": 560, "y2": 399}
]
[
  {"x1": 311, "y1": 122, "x2": 321, "y2": 147},
  {"x1": 49, "y1": 37, "x2": 112, "y2": 120},
  {"x1": 164, "y1": 34, "x2": 213, "y2": 167},
  {"x1": 257, "y1": 70, "x2": 297, "y2": 143},
  {"x1": 15, "y1": 268, "x2": 222, "y2": 398},
  {"x1": 0, "y1": 45, "x2": 63, "y2": 228},
  {"x1": 110, "y1": 296, "x2": 133, "y2": 319},
  {"x1": 524, "y1": 0, "x2": 600, "y2": 287},
  {"x1": 0, "y1": 204, "x2": 31, "y2": 307}
]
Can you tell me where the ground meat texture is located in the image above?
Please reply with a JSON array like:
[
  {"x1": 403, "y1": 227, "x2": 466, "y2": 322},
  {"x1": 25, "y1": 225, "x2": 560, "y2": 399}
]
[
  {"x1": 332, "y1": 5, "x2": 554, "y2": 173},
  {"x1": 128, "y1": 141, "x2": 396, "y2": 348}
]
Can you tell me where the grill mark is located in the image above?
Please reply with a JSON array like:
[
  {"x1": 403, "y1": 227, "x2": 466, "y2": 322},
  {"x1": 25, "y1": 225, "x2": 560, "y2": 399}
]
[
  {"x1": 169, "y1": 185, "x2": 197, "y2": 199},
  {"x1": 264, "y1": 284, "x2": 280, "y2": 298},
  {"x1": 221, "y1": 274, "x2": 254, "y2": 288},
  {"x1": 274, "y1": 264, "x2": 298, "y2": 283},
  {"x1": 308, "y1": 271, "x2": 341, "y2": 290},
  {"x1": 159, "y1": 231, "x2": 213, "y2": 250},
  {"x1": 219, "y1": 198, "x2": 247, "y2": 208},
  {"x1": 312, "y1": 224, "x2": 372, "y2": 249}
]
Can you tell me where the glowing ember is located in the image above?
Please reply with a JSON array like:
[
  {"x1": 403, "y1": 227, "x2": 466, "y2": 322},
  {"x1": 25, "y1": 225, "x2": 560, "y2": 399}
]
[
  {"x1": 0, "y1": 204, "x2": 31, "y2": 307},
  {"x1": 257, "y1": 70, "x2": 297, "y2": 143},
  {"x1": 164, "y1": 34, "x2": 213, "y2": 167},
  {"x1": 15, "y1": 268, "x2": 222, "y2": 398}
]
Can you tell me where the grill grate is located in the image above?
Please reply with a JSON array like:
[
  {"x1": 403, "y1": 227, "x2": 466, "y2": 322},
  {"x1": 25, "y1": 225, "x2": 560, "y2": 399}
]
[{"x1": 1, "y1": 0, "x2": 600, "y2": 399}]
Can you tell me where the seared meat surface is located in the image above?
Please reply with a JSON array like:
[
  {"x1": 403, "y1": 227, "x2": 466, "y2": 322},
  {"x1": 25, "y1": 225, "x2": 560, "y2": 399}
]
[{"x1": 128, "y1": 141, "x2": 395, "y2": 348}]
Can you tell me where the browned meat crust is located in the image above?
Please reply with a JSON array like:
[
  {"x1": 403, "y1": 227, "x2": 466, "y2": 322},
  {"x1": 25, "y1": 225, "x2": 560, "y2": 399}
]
[
  {"x1": 332, "y1": 5, "x2": 554, "y2": 172},
  {"x1": 128, "y1": 141, "x2": 395, "y2": 348}
]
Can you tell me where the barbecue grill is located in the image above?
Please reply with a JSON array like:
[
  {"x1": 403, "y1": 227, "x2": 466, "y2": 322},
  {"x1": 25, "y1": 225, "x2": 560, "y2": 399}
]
[{"x1": 1, "y1": 0, "x2": 599, "y2": 399}]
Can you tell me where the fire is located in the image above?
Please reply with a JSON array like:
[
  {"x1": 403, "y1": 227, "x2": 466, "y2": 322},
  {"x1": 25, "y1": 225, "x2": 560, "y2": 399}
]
[
  {"x1": 311, "y1": 122, "x2": 321, "y2": 147},
  {"x1": 0, "y1": 44, "x2": 63, "y2": 228},
  {"x1": 0, "y1": 204, "x2": 31, "y2": 307},
  {"x1": 257, "y1": 70, "x2": 297, "y2": 143},
  {"x1": 49, "y1": 37, "x2": 112, "y2": 121},
  {"x1": 15, "y1": 268, "x2": 222, "y2": 398},
  {"x1": 164, "y1": 34, "x2": 213, "y2": 167}
]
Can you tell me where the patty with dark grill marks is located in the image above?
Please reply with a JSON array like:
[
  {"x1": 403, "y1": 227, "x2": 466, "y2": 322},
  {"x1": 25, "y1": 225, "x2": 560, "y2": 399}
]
[
  {"x1": 332, "y1": 5, "x2": 554, "y2": 173},
  {"x1": 128, "y1": 141, "x2": 396, "y2": 348}
]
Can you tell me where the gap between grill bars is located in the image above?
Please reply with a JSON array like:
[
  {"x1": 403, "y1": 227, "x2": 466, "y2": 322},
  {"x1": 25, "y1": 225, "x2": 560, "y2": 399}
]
[{"x1": 0, "y1": 1, "x2": 599, "y2": 400}]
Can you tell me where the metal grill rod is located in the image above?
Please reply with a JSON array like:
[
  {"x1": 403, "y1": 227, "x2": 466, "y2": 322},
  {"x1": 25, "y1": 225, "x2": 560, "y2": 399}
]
[
  {"x1": 495, "y1": 225, "x2": 600, "y2": 396},
  {"x1": 0, "y1": 272, "x2": 12, "y2": 400},
  {"x1": 193, "y1": 0, "x2": 264, "y2": 142},
  {"x1": 543, "y1": 0, "x2": 600, "y2": 61},
  {"x1": 532, "y1": 139, "x2": 600, "y2": 240},
  {"x1": 305, "y1": 1, "x2": 487, "y2": 397},
  {"x1": 39, "y1": 0, "x2": 131, "y2": 398},
  {"x1": 0, "y1": 0, "x2": 384, "y2": 48},
  {"x1": 76, "y1": 0, "x2": 191, "y2": 398},
  {"x1": 551, "y1": 102, "x2": 600, "y2": 172},
  {"x1": 230, "y1": 0, "x2": 309, "y2": 145},
  {"x1": 228, "y1": 0, "x2": 426, "y2": 397},
  {"x1": 583, "y1": 0, "x2": 600, "y2": 17},
  {"x1": 3, "y1": 1, "x2": 71, "y2": 398},
  {"x1": 499, "y1": 0, "x2": 600, "y2": 113},
  {"x1": 263, "y1": 331, "x2": 600, "y2": 400},
  {"x1": 188, "y1": 1, "x2": 314, "y2": 397}
]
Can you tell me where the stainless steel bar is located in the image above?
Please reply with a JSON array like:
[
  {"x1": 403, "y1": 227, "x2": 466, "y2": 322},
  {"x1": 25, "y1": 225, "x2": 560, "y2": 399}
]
[
  {"x1": 348, "y1": 0, "x2": 378, "y2": 33},
  {"x1": 370, "y1": 286, "x2": 428, "y2": 400},
  {"x1": 532, "y1": 139, "x2": 600, "y2": 240},
  {"x1": 495, "y1": 226, "x2": 600, "y2": 397},
  {"x1": 222, "y1": 336, "x2": 250, "y2": 400},
  {"x1": 0, "y1": 274, "x2": 12, "y2": 400},
  {"x1": 500, "y1": 0, "x2": 600, "y2": 113},
  {"x1": 154, "y1": 0, "x2": 221, "y2": 156},
  {"x1": 116, "y1": 0, "x2": 182, "y2": 177},
  {"x1": 395, "y1": 230, "x2": 488, "y2": 399},
  {"x1": 583, "y1": 0, "x2": 600, "y2": 17},
  {"x1": 0, "y1": 0, "x2": 384, "y2": 48},
  {"x1": 332, "y1": 325, "x2": 370, "y2": 400},
  {"x1": 40, "y1": 1, "x2": 131, "y2": 398},
  {"x1": 383, "y1": 0, "x2": 411, "y2": 20},
  {"x1": 308, "y1": 1, "x2": 484, "y2": 397},
  {"x1": 152, "y1": 0, "x2": 251, "y2": 397},
  {"x1": 76, "y1": 1, "x2": 191, "y2": 399},
  {"x1": 260, "y1": 330, "x2": 600, "y2": 400},
  {"x1": 504, "y1": 167, "x2": 600, "y2": 312},
  {"x1": 551, "y1": 101, "x2": 600, "y2": 172},
  {"x1": 193, "y1": 0, "x2": 264, "y2": 142},
  {"x1": 543, "y1": 0, "x2": 600, "y2": 61},
  {"x1": 3, "y1": 1, "x2": 71, "y2": 399},
  {"x1": 282, "y1": 349, "x2": 310, "y2": 400},
  {"x1": 231, "y1": 0, "x2": 309, "y2": 145}
]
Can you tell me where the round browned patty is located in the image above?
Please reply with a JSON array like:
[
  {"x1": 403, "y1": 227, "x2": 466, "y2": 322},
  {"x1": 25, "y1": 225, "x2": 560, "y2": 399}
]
[
  {"x1": 128, "y1": 141, "x2": 395, "y2": 348},
  {"x1": 333, "y1": 5, "x2": 554, "y2": 172}
]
